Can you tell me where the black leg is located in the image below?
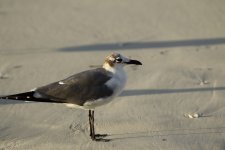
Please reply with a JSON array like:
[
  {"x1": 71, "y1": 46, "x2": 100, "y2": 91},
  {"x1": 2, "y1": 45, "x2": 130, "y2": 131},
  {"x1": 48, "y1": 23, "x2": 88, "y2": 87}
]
[
  {"x1": 89, "y1": 110, "x2": 110, "y2": 142},
  {"x1": 88, "y1": 110, "x2": 93, "y2": 138},
  {"x1": 92, "y1": 110, "x2": 107, "y2": 138},
  {"x1": 91, "y1": 110, "x2": 95, "y2": 140},
  {"x1": 91, "y1": 110, "x2": 95, "y2": 137}
]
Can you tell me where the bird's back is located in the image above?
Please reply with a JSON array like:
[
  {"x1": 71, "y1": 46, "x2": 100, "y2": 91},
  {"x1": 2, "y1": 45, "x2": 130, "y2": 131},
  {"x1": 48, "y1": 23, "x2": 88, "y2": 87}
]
[{"x1": 36, "y1": 68, "x2": 114, "y2": 106}]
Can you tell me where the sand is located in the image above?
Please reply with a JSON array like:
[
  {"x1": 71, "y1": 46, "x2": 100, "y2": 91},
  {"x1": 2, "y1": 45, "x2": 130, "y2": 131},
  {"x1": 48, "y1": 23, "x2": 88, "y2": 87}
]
[{"x1": 1, "y1": 0, "x2": 225, "y2": 149}]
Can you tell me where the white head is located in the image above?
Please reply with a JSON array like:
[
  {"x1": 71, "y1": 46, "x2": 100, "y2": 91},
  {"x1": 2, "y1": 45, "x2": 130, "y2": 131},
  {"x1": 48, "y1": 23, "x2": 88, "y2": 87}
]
[{"x1": 103, "y1": 53, "x2": 142, "y2": 72}]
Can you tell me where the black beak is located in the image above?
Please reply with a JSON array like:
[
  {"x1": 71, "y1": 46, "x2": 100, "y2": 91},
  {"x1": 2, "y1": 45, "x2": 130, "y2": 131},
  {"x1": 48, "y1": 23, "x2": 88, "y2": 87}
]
[{"x1": 125, "y1": 59, "x2": 142, "y2": 65}]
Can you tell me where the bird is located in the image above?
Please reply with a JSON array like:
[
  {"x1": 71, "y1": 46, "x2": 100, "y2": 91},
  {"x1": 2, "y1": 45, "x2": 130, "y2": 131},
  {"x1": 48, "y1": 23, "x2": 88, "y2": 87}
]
[{"x1": 0, "y1": 52, "x2": 142, "y2": 141}]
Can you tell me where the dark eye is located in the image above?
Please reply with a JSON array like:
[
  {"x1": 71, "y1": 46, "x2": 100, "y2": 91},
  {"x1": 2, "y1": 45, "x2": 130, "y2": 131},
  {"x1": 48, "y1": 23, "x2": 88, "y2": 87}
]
[{"x1": 116, "y1": 58, "x2": 122, "y2": 62}]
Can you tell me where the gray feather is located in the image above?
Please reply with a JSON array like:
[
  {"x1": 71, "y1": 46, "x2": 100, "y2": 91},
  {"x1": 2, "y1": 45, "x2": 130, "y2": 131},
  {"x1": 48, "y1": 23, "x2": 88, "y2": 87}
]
[{"x1": 36, "y1": 68, "x2": 114, "y2": 106}]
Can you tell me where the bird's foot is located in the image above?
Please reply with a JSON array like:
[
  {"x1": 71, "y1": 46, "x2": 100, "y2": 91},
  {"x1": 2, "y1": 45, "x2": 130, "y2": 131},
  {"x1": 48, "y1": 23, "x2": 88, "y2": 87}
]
[
  {"x1": 91, "y1": 134, "x2": 110, "y2": 142},
  {"x1": 92, "y1": 137, "x2": 111, "y2": 142},
  {"x1": 95, "y1": 134, "x2": 108, "y2": 138}
]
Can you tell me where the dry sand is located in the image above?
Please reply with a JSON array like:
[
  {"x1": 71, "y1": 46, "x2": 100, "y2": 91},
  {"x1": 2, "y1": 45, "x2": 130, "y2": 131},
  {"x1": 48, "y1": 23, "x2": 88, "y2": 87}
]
[{"x1": 1, "y1": 0, "x2": 225, "y2": 149}]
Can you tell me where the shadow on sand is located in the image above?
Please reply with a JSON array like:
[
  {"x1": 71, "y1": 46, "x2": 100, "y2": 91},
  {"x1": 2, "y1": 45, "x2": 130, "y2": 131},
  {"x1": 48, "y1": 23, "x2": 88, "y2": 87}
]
[
  {"x1": 120, "y1": 86, "x2": 225, "y2": 97},
  {"x1": 58, "y1": 37, "x2": 225, "y2": 52}
]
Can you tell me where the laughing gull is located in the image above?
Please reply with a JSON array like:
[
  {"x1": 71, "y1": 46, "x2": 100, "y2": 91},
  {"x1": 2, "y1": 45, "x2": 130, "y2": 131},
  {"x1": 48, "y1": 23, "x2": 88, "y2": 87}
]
[{"x1": 0, "y1": 53, "x2": 142, "y2": 141}]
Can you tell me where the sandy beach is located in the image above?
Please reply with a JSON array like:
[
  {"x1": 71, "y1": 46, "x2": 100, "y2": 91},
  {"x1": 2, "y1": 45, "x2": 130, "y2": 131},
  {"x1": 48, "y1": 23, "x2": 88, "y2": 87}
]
[{"x1": 1, "y1": 0, "x2": 225, "y2": 149}]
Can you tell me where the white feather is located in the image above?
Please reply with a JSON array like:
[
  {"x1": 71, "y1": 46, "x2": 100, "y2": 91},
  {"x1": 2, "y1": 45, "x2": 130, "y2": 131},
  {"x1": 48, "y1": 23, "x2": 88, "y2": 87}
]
[
  {"x1": 82, "y1": 62, "x2": 127, "y2": 109},
  {"x1": 58, "y1": 81, "x2": 65, "y2": 85}
]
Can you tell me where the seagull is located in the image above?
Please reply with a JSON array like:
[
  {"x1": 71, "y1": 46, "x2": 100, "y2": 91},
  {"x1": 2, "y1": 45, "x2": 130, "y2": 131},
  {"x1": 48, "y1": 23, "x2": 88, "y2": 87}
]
[{"x1": 0, "y1": 53, "x2": 142, "y2": 141}]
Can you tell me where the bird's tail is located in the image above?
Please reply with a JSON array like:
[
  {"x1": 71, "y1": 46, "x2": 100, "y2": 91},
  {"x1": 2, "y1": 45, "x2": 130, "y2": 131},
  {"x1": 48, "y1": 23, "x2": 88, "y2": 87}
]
[{"x1": 0, "y1": 91, "x2": 64, "y2": 103}]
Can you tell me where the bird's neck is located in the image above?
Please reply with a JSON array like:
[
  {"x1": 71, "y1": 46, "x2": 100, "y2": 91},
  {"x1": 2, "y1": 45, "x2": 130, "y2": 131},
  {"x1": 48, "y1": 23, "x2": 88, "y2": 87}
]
[
  {"x1": 103, "y1": 62, "x2": 127, "y2": 95},
  {"x1": 103, "y1": 62, "x2": 123, "y2": 74}
]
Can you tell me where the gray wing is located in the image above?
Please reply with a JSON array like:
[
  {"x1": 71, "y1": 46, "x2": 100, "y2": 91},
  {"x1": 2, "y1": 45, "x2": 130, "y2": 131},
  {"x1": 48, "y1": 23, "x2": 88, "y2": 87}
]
[{"x1": 36, "y1": 68, "x2": 114, "y2": 106}]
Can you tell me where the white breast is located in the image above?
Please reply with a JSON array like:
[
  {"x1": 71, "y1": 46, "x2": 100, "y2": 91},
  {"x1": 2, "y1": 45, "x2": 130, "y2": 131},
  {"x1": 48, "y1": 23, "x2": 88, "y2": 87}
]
[
  {"x1": 105, "y1": 67, "x2": 127, "y2": 96},
  {"x1": 82, "y1": 66, "x2": 127, "y2": 109}
]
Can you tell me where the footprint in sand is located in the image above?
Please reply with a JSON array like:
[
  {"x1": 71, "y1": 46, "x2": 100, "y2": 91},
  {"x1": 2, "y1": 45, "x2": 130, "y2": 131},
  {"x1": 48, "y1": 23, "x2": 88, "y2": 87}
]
[{"x1": 69, "y1": 122, "x2": 86, "y2": 134}]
